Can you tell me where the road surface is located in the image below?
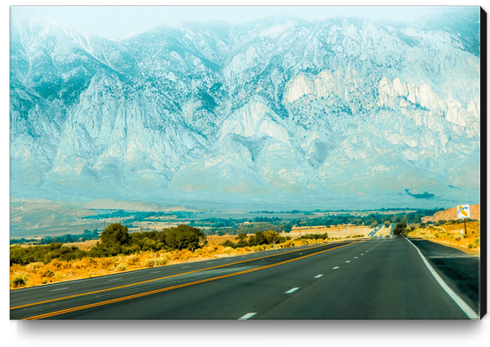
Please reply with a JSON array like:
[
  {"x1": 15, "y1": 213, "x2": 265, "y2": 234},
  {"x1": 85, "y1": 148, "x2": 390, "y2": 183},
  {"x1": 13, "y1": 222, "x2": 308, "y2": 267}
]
[{"x1": 10, "y1": 237, "x2": 480, "y2": 320}]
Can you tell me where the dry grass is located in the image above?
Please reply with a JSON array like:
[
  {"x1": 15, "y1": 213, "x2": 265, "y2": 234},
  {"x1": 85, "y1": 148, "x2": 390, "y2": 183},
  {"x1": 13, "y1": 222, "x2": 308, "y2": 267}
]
[
  {"x1": 62, "y1": 240, "x2": 99, "y2": 251},
  {"x1": 10, "y1": 237, "x2": 320, "y2": 290},
  {"x1": 288, "y1": 225, "x2": 373, "y2": 238},
  {"x1": 206, "y1": 235, "x2": 238, "y2": 247},
  {"x1": 375, "y1": 225, "x2": 391, "y2": 236},
  {"x1": 408, "y1": 221, "x2": 480, "y2": 256}
]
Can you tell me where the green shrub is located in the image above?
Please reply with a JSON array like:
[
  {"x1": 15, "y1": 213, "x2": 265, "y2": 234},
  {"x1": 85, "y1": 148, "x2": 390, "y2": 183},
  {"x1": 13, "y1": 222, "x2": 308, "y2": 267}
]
[{"x1": 221, "y1": 240, "x2": 237, "y2": 248}]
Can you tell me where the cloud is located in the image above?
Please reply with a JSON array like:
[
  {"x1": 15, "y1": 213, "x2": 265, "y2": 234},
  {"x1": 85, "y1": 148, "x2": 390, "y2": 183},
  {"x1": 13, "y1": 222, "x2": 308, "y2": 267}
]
[{"x1": 405, "y1": 189, "x2": 435, "y2": 200}]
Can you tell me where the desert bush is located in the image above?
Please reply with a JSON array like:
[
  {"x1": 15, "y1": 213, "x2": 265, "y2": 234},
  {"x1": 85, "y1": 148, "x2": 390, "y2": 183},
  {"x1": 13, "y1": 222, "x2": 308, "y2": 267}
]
[
  {"x1": 11, "y1": 274, "x2": 28, "y2": 288},
  {"x1": 42, "y1": 269, "x2": 55, "y2": 278},
  {"x1": 301, "y1": 239, "x2": 309, "y2": 245},
  {"x1": 117, "y1": 263, "x2": 128, "y2": 271},
  {"x1": 223, "y1": 247, "x2": 234, "y2": 254},
  {"x1": 127, "y1": 254, "x2": 140, "y2": 265},
  {"x1": 99, "y1": 258, "x2": 112, "y2": 269},
  {"x1": 244, "y1": 246, "x2": 251, "y2": 252},
  {"x1": 49, "y1": 260, "x2": 64, "y2": 270},
  {"x1": 142, "y1": 258, "x2": 155, "y2": 268},
  {"x1": 25, "y1": 262, "x2": 44, "y2": 274},
  {"x1": 194, "y1": 248, "x2": 202, "y2": 255},
  {"x1": 71, "y1": 260, "x2": 85, "y2": 269},
  {"x1": 467, "y1": 243, "x2": 474, "y2": 249},
  {"x1": 475, "y1": 238, "x2": 480, "y2": 245},
  {"x1": 455, "y1": 236, "x2": 462, "y2": 241},
  {"x1": 159, "y1": 256, "x2": 170, "y2": 266}
]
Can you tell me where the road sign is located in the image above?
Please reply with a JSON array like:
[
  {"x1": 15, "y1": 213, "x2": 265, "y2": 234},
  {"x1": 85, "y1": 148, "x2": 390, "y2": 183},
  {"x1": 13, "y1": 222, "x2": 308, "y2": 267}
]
[{"x1": 457, "y1": 205, "x2": 471, "y2": 219}]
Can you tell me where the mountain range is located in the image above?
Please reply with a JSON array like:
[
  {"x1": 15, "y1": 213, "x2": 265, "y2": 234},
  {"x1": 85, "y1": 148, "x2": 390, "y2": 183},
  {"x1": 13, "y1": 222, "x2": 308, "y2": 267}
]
[{"x1": 10, "y1": 12, "x2": 481, "y2": 210}]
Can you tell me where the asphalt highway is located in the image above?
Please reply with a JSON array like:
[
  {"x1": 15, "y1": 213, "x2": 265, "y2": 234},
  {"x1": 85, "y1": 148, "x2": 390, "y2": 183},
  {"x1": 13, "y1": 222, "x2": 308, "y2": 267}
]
[{"x1": 10, "y1": 237, "x2": 479, "y2": 320}]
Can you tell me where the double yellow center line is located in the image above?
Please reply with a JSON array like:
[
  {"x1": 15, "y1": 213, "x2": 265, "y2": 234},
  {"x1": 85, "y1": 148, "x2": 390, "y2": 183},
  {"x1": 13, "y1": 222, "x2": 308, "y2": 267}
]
[{"x1": 18, "y1": 241, "x2": 357, "y2": 320}]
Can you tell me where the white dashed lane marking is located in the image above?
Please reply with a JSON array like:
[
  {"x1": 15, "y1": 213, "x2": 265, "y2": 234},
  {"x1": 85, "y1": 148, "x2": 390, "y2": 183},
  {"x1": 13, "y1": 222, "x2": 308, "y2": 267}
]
[
  {"x1": 238, "y1": 312, "x2": 256, "y2": 320},
  {"x1": 50, "y1": 287, "x2": 68, "y2": 292},
  {"x1": 333, "y1": 266, "x2": 340, "y2": 270},
  {"x1": 285, "y1": 287, "x2": 299, "y2": 294},
  {"x1": 314, "y1": 274, "x2": 323, "y2": 278}
]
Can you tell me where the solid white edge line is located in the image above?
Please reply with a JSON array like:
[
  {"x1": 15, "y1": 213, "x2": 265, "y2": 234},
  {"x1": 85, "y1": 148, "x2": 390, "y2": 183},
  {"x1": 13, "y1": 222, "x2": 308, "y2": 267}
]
[
  {"x1": 405, "y1": 238, "x2": 479, "y2": 320},
  {"x1": 238, "y1": 312, "x2": 256, "y2": 320}
]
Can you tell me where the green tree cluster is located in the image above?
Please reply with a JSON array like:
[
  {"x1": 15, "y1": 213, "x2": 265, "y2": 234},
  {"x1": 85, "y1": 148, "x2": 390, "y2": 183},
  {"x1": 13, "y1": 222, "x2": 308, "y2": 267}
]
[
  {"x1": 221, "y1": 231, "x2": 291, "y2": 249},
  {"x1": 10, "y1": 223, "x2": 207, "y2": 266}
]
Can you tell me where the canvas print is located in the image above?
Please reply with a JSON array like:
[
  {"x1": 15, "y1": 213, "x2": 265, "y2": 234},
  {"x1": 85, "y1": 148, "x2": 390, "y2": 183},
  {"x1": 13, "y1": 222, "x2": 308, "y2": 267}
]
[{"x1": 9, "y1": 6, "x2": 483, "y2": 320}]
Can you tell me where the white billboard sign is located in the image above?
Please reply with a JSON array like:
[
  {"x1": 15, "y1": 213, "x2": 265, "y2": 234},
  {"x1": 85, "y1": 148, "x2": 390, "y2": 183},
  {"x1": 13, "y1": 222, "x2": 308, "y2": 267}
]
[{"x1": 457, "y1": 205, "x2": 471, "y2": 219}]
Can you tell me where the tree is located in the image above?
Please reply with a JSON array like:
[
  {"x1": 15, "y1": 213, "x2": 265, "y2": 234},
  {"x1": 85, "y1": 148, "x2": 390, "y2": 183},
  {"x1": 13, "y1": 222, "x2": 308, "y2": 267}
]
[
  {"x1": 264, "y1": 230, "x2": 280, "y2": 245},
  {"x1": 254, "y1": 231, "x2": 266, "y2": 245},
  {"x1": 100, "y1": 223, "x2": 130, "y2": 247},
  {"x1": 164, "y1": 225, "x2": 206, "y2": 251},
  {"x1": 384, "y1": 221, "x2": 391, "y2": 227},
  {"x1": 393, "y1": 223, "x2": 407, "y2": 236},
  {"x1": 235, "y1": 233, "x2": 248, "y2": 242},
  {"x1": 235, "y1": 233, "x2": 249, "y2": 247}
]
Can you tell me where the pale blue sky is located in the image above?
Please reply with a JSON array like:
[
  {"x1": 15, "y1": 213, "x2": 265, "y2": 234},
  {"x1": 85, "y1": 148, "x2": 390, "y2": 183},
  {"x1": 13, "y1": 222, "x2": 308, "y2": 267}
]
[{"x1": 10, "y1": 5, "x2": 479, "y2": 39}]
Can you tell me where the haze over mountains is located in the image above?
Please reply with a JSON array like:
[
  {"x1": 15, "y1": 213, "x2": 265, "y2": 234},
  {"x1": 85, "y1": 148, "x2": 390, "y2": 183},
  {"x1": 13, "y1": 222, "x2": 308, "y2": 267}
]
[{"x1": 10, "y1": 12, "x2": 481, "y2": 210}]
